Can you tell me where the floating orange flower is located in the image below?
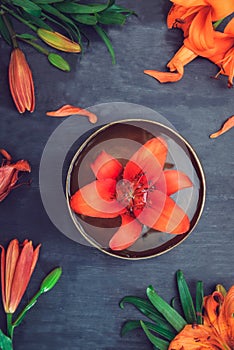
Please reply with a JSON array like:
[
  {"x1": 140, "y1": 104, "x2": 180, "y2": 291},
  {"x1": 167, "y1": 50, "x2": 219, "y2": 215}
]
[
  {"x1": 145, "y1": 0, "x2": 234, "y2": 87},
  {"x1": 9, "y1": 48, "x2": 35, "y2": 113},
  {"x1": 70, "y1": 138, "x2": 192, "y2": 251},
  {"x1": 169, "y1": 286, "x2": 234, "y2": 350},
  {"x1": 0, "y1": 239, "x2": 41, "y2": 314},
  {"x1": 0, "y1": 149, "x2": 31, "y2": 202}
]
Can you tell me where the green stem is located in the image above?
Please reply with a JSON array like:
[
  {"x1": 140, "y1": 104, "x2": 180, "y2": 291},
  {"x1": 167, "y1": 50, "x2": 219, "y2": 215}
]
[
  {"x1": 0, "y1": 4, "x2": 37, "y2": 31},
  {"x1": 1, "y1": 11, "x2": 18, "y2": 48},
  {"x1": 6, "y1": 313, "x2": 14, "y2": 339},
  {"x1": 13, "y1": 290, "x2": 42, "y2": 328},
  {"x1": 17, "y1": 36, "x2": 49, "y2": 55}
]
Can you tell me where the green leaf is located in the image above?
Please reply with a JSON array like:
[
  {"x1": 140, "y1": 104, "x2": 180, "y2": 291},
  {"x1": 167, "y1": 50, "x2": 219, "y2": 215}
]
[
  {"x1": 176, "y1": 270, "x2": 197, "y2": 324},
  {"x1": 121, "y1": 320, "x2": 175, "y2": 341},
  {"x1": 39, "y1": 267, "x2": 62, "y2": 293},
  {"x1": 21, "y1": 11, "x2": 52, "y2": 30},
  {"x1": 120, "y1": 296, "x2": 174, "y2": 328},
  {"x1": 0, "y1": 15, "x2": 11, "y2": 45},
  {"x1": 97, "y1": 11, "x2": 126, "y2": 25},
  {"x1": 107, "y1": 4, "x2": 136, "y2": 15},
  {"x1": 196, "y1": 281, "x2": 204, "y2": 325},
  {"x1": 41, "y1": 4, "x2": 81, "y2": 41},
  {"x1": 55, "y1": 3, "x2": 108, "y2": 14},
  {"x1": 33, "y1": 0, "x2": 64, "y2": 3},
  {"x1": 48, "y1": 53, "x2": 70, "y2": 71},
  {"x1": 146, "y1": 285, "x2": 187, "y2": 332},
  {"x1": 94, "y1": 24, "x2": 115, "y2": 64},
  {"x1": 140, "y1": 321, "x2": 170, "y2": 350},
  {"x1": 72, "y1": 14, "x2": 97, "y2": 25},
  {"x1": 17, "y1": 33, "x2": 38, "y2": 40},
  {"x1": 0, "y1": 330, "x2": 13, "y2": 350},
  {"x1": 11, "y1": 0, "x2": 42, "y2": 17}
]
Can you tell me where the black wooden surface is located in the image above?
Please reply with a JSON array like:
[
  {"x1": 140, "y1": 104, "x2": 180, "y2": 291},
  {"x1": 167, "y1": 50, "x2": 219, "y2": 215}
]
[{"x1": 0, "y1": 0, "x2": 234, "y2": 349}]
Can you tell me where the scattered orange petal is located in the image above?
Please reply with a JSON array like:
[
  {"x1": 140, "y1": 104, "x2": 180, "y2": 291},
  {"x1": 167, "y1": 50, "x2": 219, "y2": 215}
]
[
  {"x1": 46, "y1": 104, "x2": 98, "y2": 124},
  {"x1": 210, "y1": 115, "x2": 234, "y2": 138}
]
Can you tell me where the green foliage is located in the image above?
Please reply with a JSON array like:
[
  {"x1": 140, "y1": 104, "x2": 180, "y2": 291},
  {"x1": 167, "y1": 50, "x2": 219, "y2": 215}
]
[
  {"x1": 120, "y1": 270, "x2": 205, "y2": 350},
  {"x1": 0, "y1": 0, "x2": 135, "y2": 64}
]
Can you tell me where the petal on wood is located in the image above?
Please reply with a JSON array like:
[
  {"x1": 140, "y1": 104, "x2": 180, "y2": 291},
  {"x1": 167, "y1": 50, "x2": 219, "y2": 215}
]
[
  {"x1": 46, "y1": 104, "x2": 98, "y2": 123},
  {"x1": 210, "y1": 116, "x2": 234, "y2": 138}
]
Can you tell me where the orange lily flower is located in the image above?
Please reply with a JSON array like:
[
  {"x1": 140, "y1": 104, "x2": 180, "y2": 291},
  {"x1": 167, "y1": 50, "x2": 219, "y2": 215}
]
[
  {"x1": 9, "y1": 48, "x2": 35, "y2": 113},
  {"x1": 145, "y1": 0, "x2": 234, "y2": 87},
  {"x1": 168, "y1": 286, "x2": 234, "y2": 349},
  {"x1": 0, "y1": 239, "x2": 41, "y2": 314},
  {"x1": 70, "y1": 138, "x2": 192, "y2": 251}
]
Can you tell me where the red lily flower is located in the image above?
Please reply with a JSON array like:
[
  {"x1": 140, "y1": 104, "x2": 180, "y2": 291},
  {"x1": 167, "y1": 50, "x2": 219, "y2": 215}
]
[
  {"x1": 0, "y1": 239, "x2": 40, "y2": 314},
  {"x1": 70, "y1": 138, "x2": 193, "y2": 251}
]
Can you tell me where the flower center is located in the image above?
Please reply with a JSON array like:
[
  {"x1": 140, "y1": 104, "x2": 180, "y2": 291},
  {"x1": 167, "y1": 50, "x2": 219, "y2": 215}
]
[{"x1": 116, "y1": 173, "x2": 153, "y2": 214}]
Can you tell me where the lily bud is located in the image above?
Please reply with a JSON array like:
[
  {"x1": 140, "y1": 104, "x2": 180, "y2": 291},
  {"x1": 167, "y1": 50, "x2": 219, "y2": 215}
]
[
  {"x1": 8, "y1": 48, "x2": 35, "y2": 113},
  {"x1": 48, "y1": 53, "x2": 70, "y2": 71},
  {"x1": 39, "y1": 267, "x2": 62, "y2": 294},
  {"x1": 37, "y1": 28, "x2": 81, "y2": 53}
]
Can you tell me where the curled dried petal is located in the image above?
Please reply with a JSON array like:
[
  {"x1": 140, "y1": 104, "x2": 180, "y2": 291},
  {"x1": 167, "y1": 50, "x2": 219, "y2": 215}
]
[
  {"x1": 210, "y1": 115, "x2": 234, "y2": 138},
  {"x1": 46, "y1": 104, "x2": 98, "y2": 124}
]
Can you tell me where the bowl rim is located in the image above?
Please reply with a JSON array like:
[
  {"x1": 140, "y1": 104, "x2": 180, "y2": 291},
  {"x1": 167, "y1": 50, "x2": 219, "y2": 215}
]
[{"x1": 66, "y1": 118, "x2": 206, "y2": 260}]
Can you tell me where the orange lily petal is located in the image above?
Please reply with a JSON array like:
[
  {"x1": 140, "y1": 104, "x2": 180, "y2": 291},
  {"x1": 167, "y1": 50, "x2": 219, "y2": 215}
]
[
  {"x1": 70, "y1": 179, "x2": 125, "y2": 218},
  {"x1": 188, "y1": 7, "x2": 214, "y2": 51},
  {"x1": 210, "y1": 116, "x2": 234, "y2": 138},
  {"x1": 217, "y1": 286, "x2": 234, "y2": 347},
  {"x1": 168, "y1": 324, "x2": 227, "y2": 350},
  {"x1": 90, "y1": 151, "x2": 123, "y2": 180},
  {"x1": 8, "y1": 241, "x2": 34, "y2": 313},
  {"x1": 203, "y1": 291, "x2": 223, "y2": 326},
  {"x1": 13, "y1": 160, "x2": 31, "y2": 172},
  {"x1": 144, "y1": 69, "x2": 184, "y2": 83},
  {"x1": 145, "y1": 46, "x2": 197, "y2": 83},
  {"x1": 124, "y1": 138, "x2": 167, "y2": 184},
  {"x1": 163, "y1": 170, "x2": 193, "y2": 195},
  {"x1": 0, "y1": 244, "x2": 6, "y2": 311},
  {"x1": 46, "y1": 104, "x2": 98, "y2": 124},
  {"x1": 137, "y1": 190, "x2": 190, "y2": 234},
  {"x1": 5, "y1": 239, "x2": 20, "y2": 313},
  {"x1": 173, "y1": 0, "x2": 234, "y2": 20},
  {"x1": 109, "y1": 214, "x2": 142, "y2": 251}
]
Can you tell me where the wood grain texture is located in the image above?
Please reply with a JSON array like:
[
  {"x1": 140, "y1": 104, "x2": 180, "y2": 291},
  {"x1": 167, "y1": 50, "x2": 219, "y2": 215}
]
[{"x1": 0, "y1": 0, "x2": 233, "y2": 349}]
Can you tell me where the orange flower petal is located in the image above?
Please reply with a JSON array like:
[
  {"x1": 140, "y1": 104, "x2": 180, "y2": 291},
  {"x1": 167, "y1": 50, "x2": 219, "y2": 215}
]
[
  {"x1": 109, "y1": 214, "x2": 142, "y2": 251},
  {"x1": 46, "y1": 104, "x2": 98, "y2": 124},
  {"x1": 210, "y1": 116, "x2": 234, "y2": 138},
  {"x1": 13, "y1": 160, "x2": 31, "y2": 172},
  {"x1": 163, "y1": 170, "x2": 193, "y2": 195},
  {"x1": 168, "y1": 324, "x2": 226, "y2": 350},
  {"x1": 172, "y1": 0, "x2": 234, "y2": 21},
  {"x1": 90, "y1": 151, "x2": 123, "y2": 180},
  {"x1": 145, "y1": 46, "x2": 197, "y2": 84},
  {"x1": 0, "y1": 244, "x2": 6, "y2": 311},
  {"x1": 70, "y1": 179, "x2": 125, "y2": 218},
  {"x1": 137, "y1": 190, "x2": 190, "y2": 234},
  {"x1": 5, "y1": 239, "x2": 20, "y2": 313},
  {"x1": 144, "y1": 69, "x2": 184, "y2": 83},
  {"x1": 124, "y1": 138, "x2": 167, "y2": 184},
  {"x1": 188, "y1": 7, "x2": 214, "y2": 51},
  {"x1": 9, "y1": 241, "x2": 34, "y2": 313}
]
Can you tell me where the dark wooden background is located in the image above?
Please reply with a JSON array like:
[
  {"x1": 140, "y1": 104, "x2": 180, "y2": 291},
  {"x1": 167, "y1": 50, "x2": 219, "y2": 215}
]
[{"x1": 0, "y1": 0, "x2": 233, "y2": 349}]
